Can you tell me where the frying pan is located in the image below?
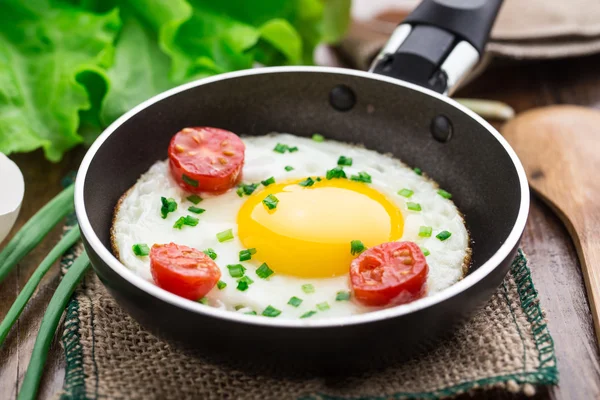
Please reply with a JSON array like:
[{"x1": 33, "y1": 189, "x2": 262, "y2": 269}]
[{"x1": 75, "y1": 0, "x2": 529, "y2": 372}]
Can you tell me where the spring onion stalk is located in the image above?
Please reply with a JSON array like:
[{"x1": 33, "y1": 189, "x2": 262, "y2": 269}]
[
  {"x1": 0, "y1": 226, "x2": 80, "y2": 347},
  {"x1": 17, "y1": 251, "x2": 90, "y2": 400},
  {"x1": 0, "y1": 184, "x2": 75, "y2": 284}
]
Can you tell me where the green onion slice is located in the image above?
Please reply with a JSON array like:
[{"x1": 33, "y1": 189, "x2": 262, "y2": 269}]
[
  {"x1": 203, "y1": 248, "x2": 217, "y2": 260},
  {"x1": 436, "y1": 230, "x2": 452, "y2": 241},
  {"x1": 326, "y1": 166, "x2": 347, "y2": 180},
  {"x1": 182, "y1": 174, "x2": 199, "y2": 187},
  {"x1": 397, "y1": 188, "x2": 414, "y2": 198},
  {"x1": 236, "y1": 276, "x2": 254, "y2": 291},
  {"x1": 288, "y1": 296, "x2": 303, "y2": 307},
  {"x1": 337, "y1": 155, "x2": 353, "y2": 166},
  {"x1": 216, "y1": 229, "x2": 234, "y2": 242},
  {"x1": 300, "y1": 310, "x2": 317, "y2": 319},
  {"x1": 284, "y1": 165, "x2": 294, "y2": 171},
  {"x1": 256, "y1": 263, "x2": 274, "y2": 279},
  {"x1": 198, "y1": 297, "x2": 209, "y2": 305},
  {"x1": 316, "y1": 302, "x2": 330, "y2": 311},
  {"x1": 336, "y1": 291, "x2": 351, "y2": 301},
  {"x1": 350, "y1": 171, "x2": 372, "y2": 183},
  {"x1": 274, "y1": 143, "x2": 288, "y2": 153},
  {"x1": 217, "y1": 280, "x2": 227, "y2": 290},
  {"x1": 312, "y1": 134, "x2": 325, "y2": 142},
  {"x1": 298, "y1": 177, "x2": 315, "y2": 187},
  {"x1": 186, "y1": 195, "x2": 202, "y2": 204},
  {"x1": 350, "y1": 240, "x2": 366, "y2": 255},
  {"x1": 245, "y1": 311, "x2": 257, "y2": 315},
  {"x1": 188, "y1": 206, "x2": 205, "y2": 214},
  {"x1": 421, "y1": 247, "x2": 431, "y2": 257},
  {"x1": 438, "y1": 189, "x2": 452, "y2": 199},
  {"x1": 262, "y1": 194, "x2": 279, "y2": 210},
  {"x1": 302, "y1": 284, "x2": 315, "y2": 294},
  {"x1": 160, "y1": 197, "x2": 177, "y2": 219},
  {"x1": 262, "y1": 305, "x2": 282, "y2": 317},
  {"x1": 418, "y1": 226, "x2": 433, "y2": 237},
  {"x1": 239, "y1": 248, "x2": 256, "y2": 262},
  {"x1": 261, "y1": 176, "x2": 276, "y2": 186},
  {"x1": 132, "y1": 243, "x2": 150, "y2": 256},
  {"x1": 227, "y1": 264, "x2": 246, "y2": 278},
  {"x1": 407, "y1": 202, "x2": 422, "y2": 211},
  {"x1": 414, "y1": 167, "x2": 422, "y2": 175},
  {"x1": 288, "y1": 146, "x2": 299, "y2": 153}
]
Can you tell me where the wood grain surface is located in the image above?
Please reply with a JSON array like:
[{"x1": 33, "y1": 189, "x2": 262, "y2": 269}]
[
  {"x1": 503, "y1": 106, "x2": 600, "y2": 348},
  {"x1": 1, "y1": 51, "x2": 600, "y2": 400}
]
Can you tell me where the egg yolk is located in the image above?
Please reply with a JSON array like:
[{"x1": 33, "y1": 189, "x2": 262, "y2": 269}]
[{"x1": 237, "y1": 178, "x2": 404, "y2": 278}]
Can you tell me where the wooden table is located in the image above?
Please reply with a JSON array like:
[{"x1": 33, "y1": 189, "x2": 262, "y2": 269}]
[{"x1": 1, "y1": 53, "x2": 600, "y2": 400}]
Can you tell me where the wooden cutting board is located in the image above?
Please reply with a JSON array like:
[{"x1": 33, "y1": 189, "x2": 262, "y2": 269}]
[{"x1": 502, "y1": 105, "x2": 600, "y2": 346}]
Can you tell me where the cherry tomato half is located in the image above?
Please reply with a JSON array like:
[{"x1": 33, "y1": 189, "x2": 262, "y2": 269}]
[
  {"x1": 150, "y1": 243, "x2": 221, "y2": 300},
  {"x1": 350, "y1": 241, "x2": 428, "y2": 307},
  {"x1": 168, "y1": 127, "x2": 245, "y2": 193}
]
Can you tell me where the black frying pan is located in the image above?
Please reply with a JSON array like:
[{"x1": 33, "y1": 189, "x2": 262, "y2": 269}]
[{"x1": 75, "y1": 0, "x2": 529, "y2": 372}]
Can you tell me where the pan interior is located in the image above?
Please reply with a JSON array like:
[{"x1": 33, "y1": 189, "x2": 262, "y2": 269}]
[{"x1": 83, "y1": 69, "x2": 522, "y2": 278}]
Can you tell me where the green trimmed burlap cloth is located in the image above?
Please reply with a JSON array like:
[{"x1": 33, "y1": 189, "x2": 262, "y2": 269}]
[{"x1": 57, "y1": 238, "x2": 557, "y2": 399}]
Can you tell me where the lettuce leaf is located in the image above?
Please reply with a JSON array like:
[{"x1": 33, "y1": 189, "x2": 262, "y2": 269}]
[{"x1": 0, "y1": 0, "x2": 351, "y2": 161}]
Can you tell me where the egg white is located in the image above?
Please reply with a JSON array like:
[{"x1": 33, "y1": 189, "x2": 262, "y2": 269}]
[{"x1": 112, "y1": 133, "x2": 470, "y2": 319}]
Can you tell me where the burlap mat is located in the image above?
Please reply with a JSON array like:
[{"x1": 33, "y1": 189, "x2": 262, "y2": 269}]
[{"x1": 55, "y1": 231, "x2": 558, "y2": 399}]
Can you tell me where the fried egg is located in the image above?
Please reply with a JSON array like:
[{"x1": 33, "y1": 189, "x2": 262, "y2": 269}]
[{"x1": 112, "y1": 134, "x2": 470, "y2": 319}]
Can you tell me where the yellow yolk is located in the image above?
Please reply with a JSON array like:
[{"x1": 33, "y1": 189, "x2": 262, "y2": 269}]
[{"x1": 237, "y1": 179, "x2": 404, "y2": 278}]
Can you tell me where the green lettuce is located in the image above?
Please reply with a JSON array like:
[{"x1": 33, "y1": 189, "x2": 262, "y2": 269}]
[{"x1": 0, "y1": 0, "x2": 351, "y2": 161}]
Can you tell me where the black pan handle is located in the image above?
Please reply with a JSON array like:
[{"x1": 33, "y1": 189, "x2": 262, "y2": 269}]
[{"x1": 370, "y1": 0, "x2": 504, "y2": 95}]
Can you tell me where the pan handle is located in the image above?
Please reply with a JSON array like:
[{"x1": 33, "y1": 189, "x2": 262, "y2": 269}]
[{"x1": 370, "y1": 0, "x2": 504, "y2": 95}]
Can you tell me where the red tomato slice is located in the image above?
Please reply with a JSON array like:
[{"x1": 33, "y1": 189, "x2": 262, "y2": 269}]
[
  {"x1": 150, "y1": 243, "x2": 221, "y2": 300},
  {"x1": 168, "y1": 127, "x2": 245, "y2": 193},
  {"x1": 350, "y1": 241, "x2": 428, "y2": 307}
]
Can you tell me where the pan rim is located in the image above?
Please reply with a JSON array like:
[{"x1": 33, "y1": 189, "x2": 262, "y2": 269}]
[{"x1": 75, "y1": 66, "x2": 530, "y2": 328}]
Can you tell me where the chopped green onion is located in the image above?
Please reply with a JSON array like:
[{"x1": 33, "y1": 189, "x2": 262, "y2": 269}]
[
  {"x1": 262, "y1": 194, "x2": 279, "y2": 210},
  {"x1": 274, "y1": 143, "x2": 288, "y2": 153},
  {"x1": 160, "y1": 197, "x2": 177, "y2": 219},
  {"x1": 182, "y1": 174, "x2": 199, "y2": 187},
  {"x1": 336, "y1": 291, "x2": 351, "y2": 301},
  {"x1": 198, "y1": 297, "x2": 209, "y2": 305},
  {"x1": 421, "y1": 247, "x2": 431, "y2": 257},
  {"x1": 407, "y1": 202, "x2": 422, "y2": 212},
  {"x1": 284, "y1": 165, "x2": 294, "y2": 171},
  {"x1": 397, "y1": 188, "x2": 414, "y2": 198},
  {"x1": 350, "y1": 240, "x2": 366, "y2": 255},
  {"x1": 326, "y1": 166, "x2": 347, "y2": 180},
  {"x1": 239, "y1": 248, "x2": 256, "y2": 261},
  {"x1": 316, "y1": 302, "x2": 330, "y2": 311},
  {"x1": 217, "y1": 280, "x2": 227, "y2": 290},
  {"x1": 227, "y1": 264, "x2": 246, "y2": 278},
  {"x1": 302, "y1": 284, "x2": 315, "y2": 294},
  {"x1": 186, "y1": 195, "x2": 202, "y2": 204},
  {"x1": 132, "y1": 243, "x2": 150, "y2": 256},
  {"x1": 288, "y1": 146, "x2": 298, "y2": 153},
  {"x1": 337, "y1": 155, "x2": 353, "y2": 166},
  {"x1": 203, "y1": 248, "x2": 217, "y2": 260},
  {"x1": 438, "y1": 189, "x2": 452, "y2": 199},
  {"x1": 262, "y1": 305, "x2": 282, "y2": 317},
  {"x1": 235, "y1": 305, "x2": 245, "y2": 311},
  {"x1": 300, "y1": 310, "x2": 317, "y2": 319},
  {"x1": 18, "y1": 252, "x2": 90, "y2": 400},
  {"x1": 350, "y1": 171, "x2": 372, "y2": 183},
  {"x1": 312, "y1": 134, "x2": 325, "y2": 142},
  {"x1": 261, "y1": 176, "x2": 276, "y2": 186},
  {"x1": 216, "y1": 229, "x2": 234, "y2": 242},
  {"x1": 256, "y1": 263, "x2": 274, "y2": 279},
  {"x1": 288, "y1": 296, "x2": 303, "y2": 307},
  {"x1": 245, "y1": 311, "x2": 257, "y2": 315},
  {"x1": 173, "y1": 215, "x2": 199, "y2": 229},
  {"x1": 419, "y1": 226, "x2": 433, "y2": 237},
  {"x1": 414, "y1": 167, "x2": 422, "y2": 175},
  {"x1": 298, "y1": 177, "x2": 315, "y2": 187},
  {"x1": 237, "y1": 183, "x2": 259, "y2": 197},
  {"x1": 436, "y1": 230, "x2": 452, "y2": 241},
  {"x1": 236, "y1": 276, "x2": 254, "y2": 291},
  {"x1": 188, "y1": 206, "x2": 205, "y2": 214}
]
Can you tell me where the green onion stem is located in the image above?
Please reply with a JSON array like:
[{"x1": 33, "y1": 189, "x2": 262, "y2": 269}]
[
  {"x1": 0, "y1": 226, "x2": 80, "y2": 347},
  {"x1": 0, "y1": 184, "x2": 75, "y2": 284},
  {"x1": 17, "y1": 251, "x2": 90, "y2": 400}
]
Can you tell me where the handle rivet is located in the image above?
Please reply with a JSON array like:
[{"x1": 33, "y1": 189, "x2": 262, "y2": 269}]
[
  {"x1": 329, "y1": 85, "x2": 356, "y2": 112},
  {"x1": 431, "y1": 115, "x2": 453, "y2": 142}
]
